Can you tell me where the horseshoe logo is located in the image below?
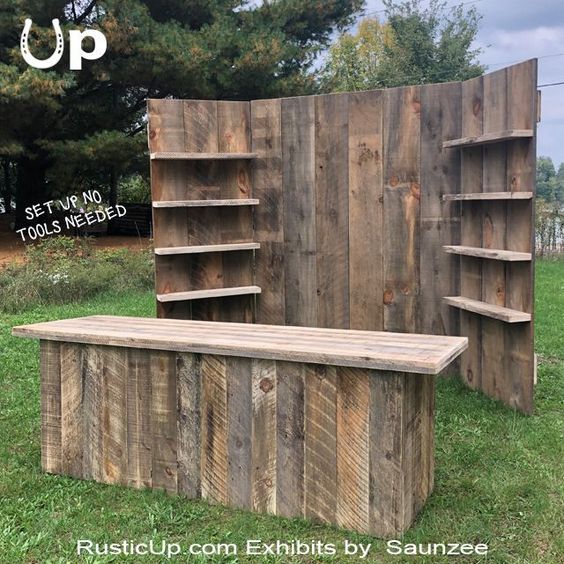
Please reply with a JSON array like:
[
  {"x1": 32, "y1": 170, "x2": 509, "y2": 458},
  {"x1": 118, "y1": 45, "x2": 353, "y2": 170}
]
[{"x1": 20, "y1": 18, "x2": 64, "y2": 69}]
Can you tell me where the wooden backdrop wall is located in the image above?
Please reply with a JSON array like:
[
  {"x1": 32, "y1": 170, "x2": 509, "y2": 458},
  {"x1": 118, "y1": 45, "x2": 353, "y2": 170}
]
[{"x1": 148, "y1": 60, "x2": 537, "y2": 413}]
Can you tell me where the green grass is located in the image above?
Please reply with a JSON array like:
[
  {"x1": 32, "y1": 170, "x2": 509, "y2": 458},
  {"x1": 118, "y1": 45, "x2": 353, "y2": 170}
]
[{"x1": 1, "y1": 262, "x2": 563, "y2": 563}]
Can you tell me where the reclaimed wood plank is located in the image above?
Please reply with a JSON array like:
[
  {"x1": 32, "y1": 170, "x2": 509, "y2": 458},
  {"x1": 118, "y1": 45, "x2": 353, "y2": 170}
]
[
  {"x1": 149, "y1": 99, "x2": 191, "y2": 320},
  {"x1": 40, "y1": 340, "x2": 62, "y2": 474},
  {"x1": 460, "y1": 74, "x2": 484, "y2": 390},
  {"x1": 369, "y1": 371, "x2": 405, "y2": 536},
  {"x1": 126, "y1": 348, "x2": 152, "y2": 489},
  {"x1": 102, "y1": 346, "x2": 128, "y2": 486},
  {"x1": 420, "y1": 81, "x2": 461, "y2": 339},
  {"x1": 315, "y1": 93, "x2": 350, "y2": 329},
  {"x1": 442, "y1": 128, "x2": 533, "y2": 148},
  {"x1": 336, "y1": 366, "x2": 370, "y2": 532},
  {"x1": 154, "y1": 243, "x2": 260, "y2": 256},
  {"x1": 82, "y1": 344, "x2": 103, "y2": 481},
  {"x1": 443, "y1": 245, "x2": 531, "y2": 261},
  {"x1": 226, "y1": 357, "x2": 253, "y2": 509},
  {"x1": 481, "y1": 67, "x2": 509, "y2": 399},
  {"x1": 15, "y1": 316, "x2": 468, "y2": 374},
  {"x1": 348, "y1": 90, "x2": 384, "y2": 330},
  {"x1": 200, "y1": 354, "x2": 229, "y2": 504},
  {"x1": 153, "y1": 199, "x2": 259, "y2": 208},
  {"x1": 383, "y1": 85, "x2": 421, "y2": 333},
  {"x1": 157, "y1": 286, "x2": 261, "y2": 303},
  {"x1": 216, "y1": 101, "x2": 255, "y2": 323},
  {"x1": 150, "y1": 152, "x2": 258, "y2": 160},
  {"x1": 252, "y1": 98, "x2": 285, "y2": 325},
  {"x1": 443, "y1": 191, "x2": 532, "y2": 201},
  {"x1": 504, "y1": 59, "x2": 536, "y2": 413},
  {"x1": 443, "y1": 296, "x2": 531, "y2": 322},
  {"x1": 60, "y1": 343, "x2": 83, "y2": 478},
  {"x1": 151, "y1": 350, "x2": 177, "y2": 493},
  {"x1": 305, "y1": 364, "x2": 337, "y2": 523},
  {"x1": 177, "y1": 352, "x2": 201, "y2": 497},
  {"x1": 251, "y1": 359, "x2": 277, "y2": 513},
  {"x1": 282, "y1": 96, "x2": 317, "y2": 327},
  {"x1": 275, "y1": 361, "x2": 305, "y2": 518}
]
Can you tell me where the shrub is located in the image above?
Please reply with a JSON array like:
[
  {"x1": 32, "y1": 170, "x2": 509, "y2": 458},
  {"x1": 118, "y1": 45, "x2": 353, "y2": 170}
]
[{"x1": 0, "y1": 236, "x2": 154, "y2": 312}]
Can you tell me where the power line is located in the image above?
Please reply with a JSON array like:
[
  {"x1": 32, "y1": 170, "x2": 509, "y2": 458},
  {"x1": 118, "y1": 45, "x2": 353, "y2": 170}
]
[
  {"x1": 539, "y1": 81, "x2": 564, "y2": 88},
  {"x1": 488, "y1": 53, "x2": 564, "y2": 68}
]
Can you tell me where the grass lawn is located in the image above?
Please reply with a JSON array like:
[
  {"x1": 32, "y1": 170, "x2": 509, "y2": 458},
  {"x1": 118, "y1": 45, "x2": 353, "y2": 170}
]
[{"x1": 1, "y1": 261, "x2": 563, "y2": 563}]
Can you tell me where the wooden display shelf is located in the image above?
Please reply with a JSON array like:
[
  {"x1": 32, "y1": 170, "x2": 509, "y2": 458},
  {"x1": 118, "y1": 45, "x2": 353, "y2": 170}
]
[
  {"x1": 155, "y1": 243, "x2": 260, "y2": 256},
  {"x1": 443, "y1": 191, "x2": 533, "y2": 202},
  {"x1": 150, "y1": 152, "x2": 258, "y2": 160},
  {"x1": 443, "y1": 245, "x2": 532, "y2": 262},
  {"x1": 157, "y1": 285, "x2": 262, "y2": 303},
  {"x1": 443, "y1": 129, "x2": 533, "y2": 149},
  {"x1": 443, "y1": 296, "x2": 531, "y2": 323},
  {"x1": 153, "y1": 199, "x2": 259, "y2": 208}
]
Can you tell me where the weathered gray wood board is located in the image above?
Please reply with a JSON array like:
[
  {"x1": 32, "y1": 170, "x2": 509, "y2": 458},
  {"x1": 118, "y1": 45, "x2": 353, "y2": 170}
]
[
  {"x1": 147, "y1": 59, "x2": 537, "y2": 413},
  {"x1": 19, "y1": 317, "x2": 467, "y2": 537}
]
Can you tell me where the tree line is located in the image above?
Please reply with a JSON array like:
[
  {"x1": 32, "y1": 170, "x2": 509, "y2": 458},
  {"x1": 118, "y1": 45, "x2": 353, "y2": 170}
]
[{"x1": 0, "y1": 0, "x2": 484, "y2": 228}]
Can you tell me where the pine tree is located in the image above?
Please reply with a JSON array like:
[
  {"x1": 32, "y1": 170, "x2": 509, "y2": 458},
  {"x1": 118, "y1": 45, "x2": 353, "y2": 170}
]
[{"x1": 0, "y1": 0, "x2": 364, "y2": 227}]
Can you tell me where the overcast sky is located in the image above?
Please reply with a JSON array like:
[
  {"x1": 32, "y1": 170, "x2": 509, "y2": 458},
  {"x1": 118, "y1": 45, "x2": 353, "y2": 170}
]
[{"x1": 362, "y1": 0, "x2": 564, "y2": 166}]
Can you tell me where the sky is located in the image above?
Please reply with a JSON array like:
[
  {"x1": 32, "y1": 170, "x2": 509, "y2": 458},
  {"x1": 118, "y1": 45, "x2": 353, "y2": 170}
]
[{"x1": 362, "y1": 0, "x2": 564, "y2": 166}]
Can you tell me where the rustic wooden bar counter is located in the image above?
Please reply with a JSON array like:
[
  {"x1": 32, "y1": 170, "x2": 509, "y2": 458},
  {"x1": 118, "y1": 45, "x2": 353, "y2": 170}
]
[{"x1": 13, "y1": 316, "x2": 467, "y2": 536}]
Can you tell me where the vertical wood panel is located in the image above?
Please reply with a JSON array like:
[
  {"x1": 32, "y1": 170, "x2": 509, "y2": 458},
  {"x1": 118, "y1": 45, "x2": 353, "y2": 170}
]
[
  {"x1": 276, "y1": 360, "x2": 305, "y2": 518},
  {"x1": 60, "y1": 343, "x2": 83, "y2": 478},
  {"x1": 151, "y1": 350, "x2": 177, "y2": 493},
  {"x1": 82, "y1": 344, "x2": 103, "y2": 482},
  {"x1": 177, "y1": 352, "x2": 201, "y2": 497},
  {"x1": 216, "y1": 102, "x2": 254, "y2": 322},
  {"x1": 251, "y1": 359, "x2": 277, "y2": 513},
  {"x1": 149, "y1": 98, "x2": 191, "y2": 320},
  {"x1": 127, "y1": 348, "x2": 152, "y2": 489},
  {"x1": 460, "y1": 75, "x2": 484, "y2": 390},
  {"x1": 226, "y1": 357, "x2": 253, "y2": 509},
  {"x1": 482, "y1": 68, "x2": 508, "y2": 400},
  {"x1": 200, "y1": 354, "x2": 229, "y2": 504},
  {"x1": 40, "y1": 340, "x2": 62, "y2": 474},
  {"x1": 102, "y1": 346, "x2": 128, "y2": 486},
  {"x1": 383, "y1": 86, "x2": 421, "y2": 333},
  {"x1": 504, "y1": 60, "x2": 536, "y2": 413},
  {"x1": 336, "y1": 366, "x2": 370, "y2": 532},
  {"x1": 184, "y1": 100, "x2": 218, "y2": 153},
  {"x1": 348, "y1": 91, "x2": 384, "y2": 330},
  {"x1": 315, "y1": 93, "x2": 350, "y2": 329},
  {"x1": 252, "y1": 99, "x2": 285, "y2": 325},
  {"x1": 305, "y1": 364, "x2": 337, "y2": 523},
  {"x1": 420, "y1": 82, "x2": 461, "y2": 339},
  {"x1": 282, "y1": 96, "x2": 317, "y2": 327},
  {"x1": 369, "y1": 371, "x2": 405, "y2": 536}
]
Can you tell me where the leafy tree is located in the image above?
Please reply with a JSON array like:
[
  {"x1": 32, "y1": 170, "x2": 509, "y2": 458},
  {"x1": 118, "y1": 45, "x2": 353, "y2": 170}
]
[
  {"x1": 322, "y1": 0, "x2": 484, "y2": 92},
  {"x1": 537, "y1": 156, "x2": 558, "y2": 202},
  {"x1": 0, "y1": 0, "x2": 364, "y2": 227}
]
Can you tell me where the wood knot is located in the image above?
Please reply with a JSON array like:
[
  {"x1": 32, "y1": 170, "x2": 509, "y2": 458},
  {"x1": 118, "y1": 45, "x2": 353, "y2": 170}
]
[
  {"x1": 259, "y1": 378, "x2": 273, "y2": 393},
  {"x1": 236, "y1": 439, "x2": 243, "y2": 448},
  {"x1": 383, "y1": 289, "x2": 394, "y2": 305},
  {"x1": 385, "y1": 451, "x2": 393, "y2": 460},
  {"x1": 412, "y1": 100, "x2": 421, "y2": 115},
  {"x1": 390, "y1": 175, "x2": 399, "y2": 187},
  {"x1": 165, "y1": 466, "x2": 174, "y2": 476},
  {"x1": 265, "y1": 478, "x2": 273, "y2": 487},
  {"x1": 467, "y1": 369, "x2": 473, "y2": 383},
  {"x1": 401, "y1": 286, "x2": 410, "y2": 295},
  {"x1": 149, "y1": 129, "x2": 156, "y2": 139},
  {"x1": 410, "y1": 182, "x2": 421, "y2": 200},
  {"x1": 472, "y1": 96, "x2": 482, "y2": 117}
]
